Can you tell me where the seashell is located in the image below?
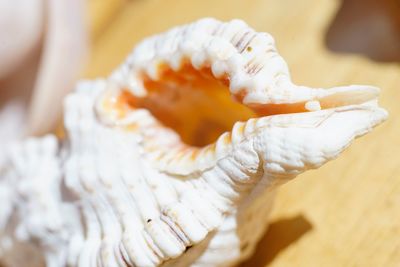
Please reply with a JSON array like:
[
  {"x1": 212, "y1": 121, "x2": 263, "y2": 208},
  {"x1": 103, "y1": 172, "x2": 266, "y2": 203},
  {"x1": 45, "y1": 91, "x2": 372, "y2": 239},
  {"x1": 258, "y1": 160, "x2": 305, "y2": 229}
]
[{"x1": 0, "y1": 18, "x2": 387, "y2": 267}]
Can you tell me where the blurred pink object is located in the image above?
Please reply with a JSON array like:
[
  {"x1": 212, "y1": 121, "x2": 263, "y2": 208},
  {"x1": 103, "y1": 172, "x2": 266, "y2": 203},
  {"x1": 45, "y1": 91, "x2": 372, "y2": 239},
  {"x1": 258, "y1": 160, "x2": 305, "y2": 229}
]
[{"x1": 0, "y1": 0, "x2": 88, "y2": 140}]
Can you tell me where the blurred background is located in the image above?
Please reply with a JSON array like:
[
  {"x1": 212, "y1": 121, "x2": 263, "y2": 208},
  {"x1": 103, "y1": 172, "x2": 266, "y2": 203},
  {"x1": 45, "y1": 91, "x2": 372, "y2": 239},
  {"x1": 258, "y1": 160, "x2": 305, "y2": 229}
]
[{"x1": 0, "y1": 0, "x2": 399, "y2": 266}]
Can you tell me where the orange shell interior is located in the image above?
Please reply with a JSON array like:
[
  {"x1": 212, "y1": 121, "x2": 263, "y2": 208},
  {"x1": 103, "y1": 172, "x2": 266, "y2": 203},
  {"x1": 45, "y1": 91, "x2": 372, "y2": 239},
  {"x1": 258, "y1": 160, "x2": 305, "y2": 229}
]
[{"x1": 115, "y1": 62, "x2": 308, "y2": 147}]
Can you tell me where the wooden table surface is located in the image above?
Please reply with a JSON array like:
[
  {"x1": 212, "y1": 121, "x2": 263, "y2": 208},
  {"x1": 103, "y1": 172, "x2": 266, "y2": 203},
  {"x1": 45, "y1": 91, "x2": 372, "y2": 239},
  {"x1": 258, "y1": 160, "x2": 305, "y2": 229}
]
[{"x1": 85, "y1": 0, "x2": 400, "y2": 266}]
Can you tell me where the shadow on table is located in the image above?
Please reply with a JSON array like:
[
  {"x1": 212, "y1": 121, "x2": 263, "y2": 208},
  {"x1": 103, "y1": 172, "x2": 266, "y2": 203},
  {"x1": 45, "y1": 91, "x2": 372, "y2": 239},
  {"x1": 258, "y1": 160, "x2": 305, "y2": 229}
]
[
  {"x1": 325, "y1": 0, "x2": 400, "y2": 62},
  {"x1": 240, "y1": 215, "x2": 312, "y2": 267}
]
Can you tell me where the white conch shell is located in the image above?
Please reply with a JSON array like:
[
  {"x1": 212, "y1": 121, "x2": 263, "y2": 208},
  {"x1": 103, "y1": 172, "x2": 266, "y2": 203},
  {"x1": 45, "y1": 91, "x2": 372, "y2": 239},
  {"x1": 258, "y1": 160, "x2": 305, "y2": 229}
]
[{"x1": 0, "y1": 18, "x2": 387, "y2": 267}]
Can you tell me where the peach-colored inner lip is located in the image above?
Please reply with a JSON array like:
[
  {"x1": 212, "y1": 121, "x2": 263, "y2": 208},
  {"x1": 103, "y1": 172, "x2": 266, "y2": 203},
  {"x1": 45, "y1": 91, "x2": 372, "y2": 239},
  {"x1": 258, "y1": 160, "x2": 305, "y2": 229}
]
[{"x1": 116, "y1": 62, "x2": 308, "y2": 147}]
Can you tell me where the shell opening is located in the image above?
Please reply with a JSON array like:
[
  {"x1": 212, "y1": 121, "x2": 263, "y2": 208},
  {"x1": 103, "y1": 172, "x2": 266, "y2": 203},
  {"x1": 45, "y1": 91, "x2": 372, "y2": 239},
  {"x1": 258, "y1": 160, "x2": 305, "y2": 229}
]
[
  {"x1": 114, "y1": 62, "x2": 314, "y2": 147},
  {"x1": 128, "y1": 63, "x2": 256, "y2": 146}
]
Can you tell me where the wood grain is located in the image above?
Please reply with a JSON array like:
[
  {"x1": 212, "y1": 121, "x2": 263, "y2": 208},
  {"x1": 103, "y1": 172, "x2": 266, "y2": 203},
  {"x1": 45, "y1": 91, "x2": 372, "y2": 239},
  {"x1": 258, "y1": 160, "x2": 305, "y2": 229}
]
[{"x1": 85, "y1": 0, "x2": 400, "y2": 266}]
